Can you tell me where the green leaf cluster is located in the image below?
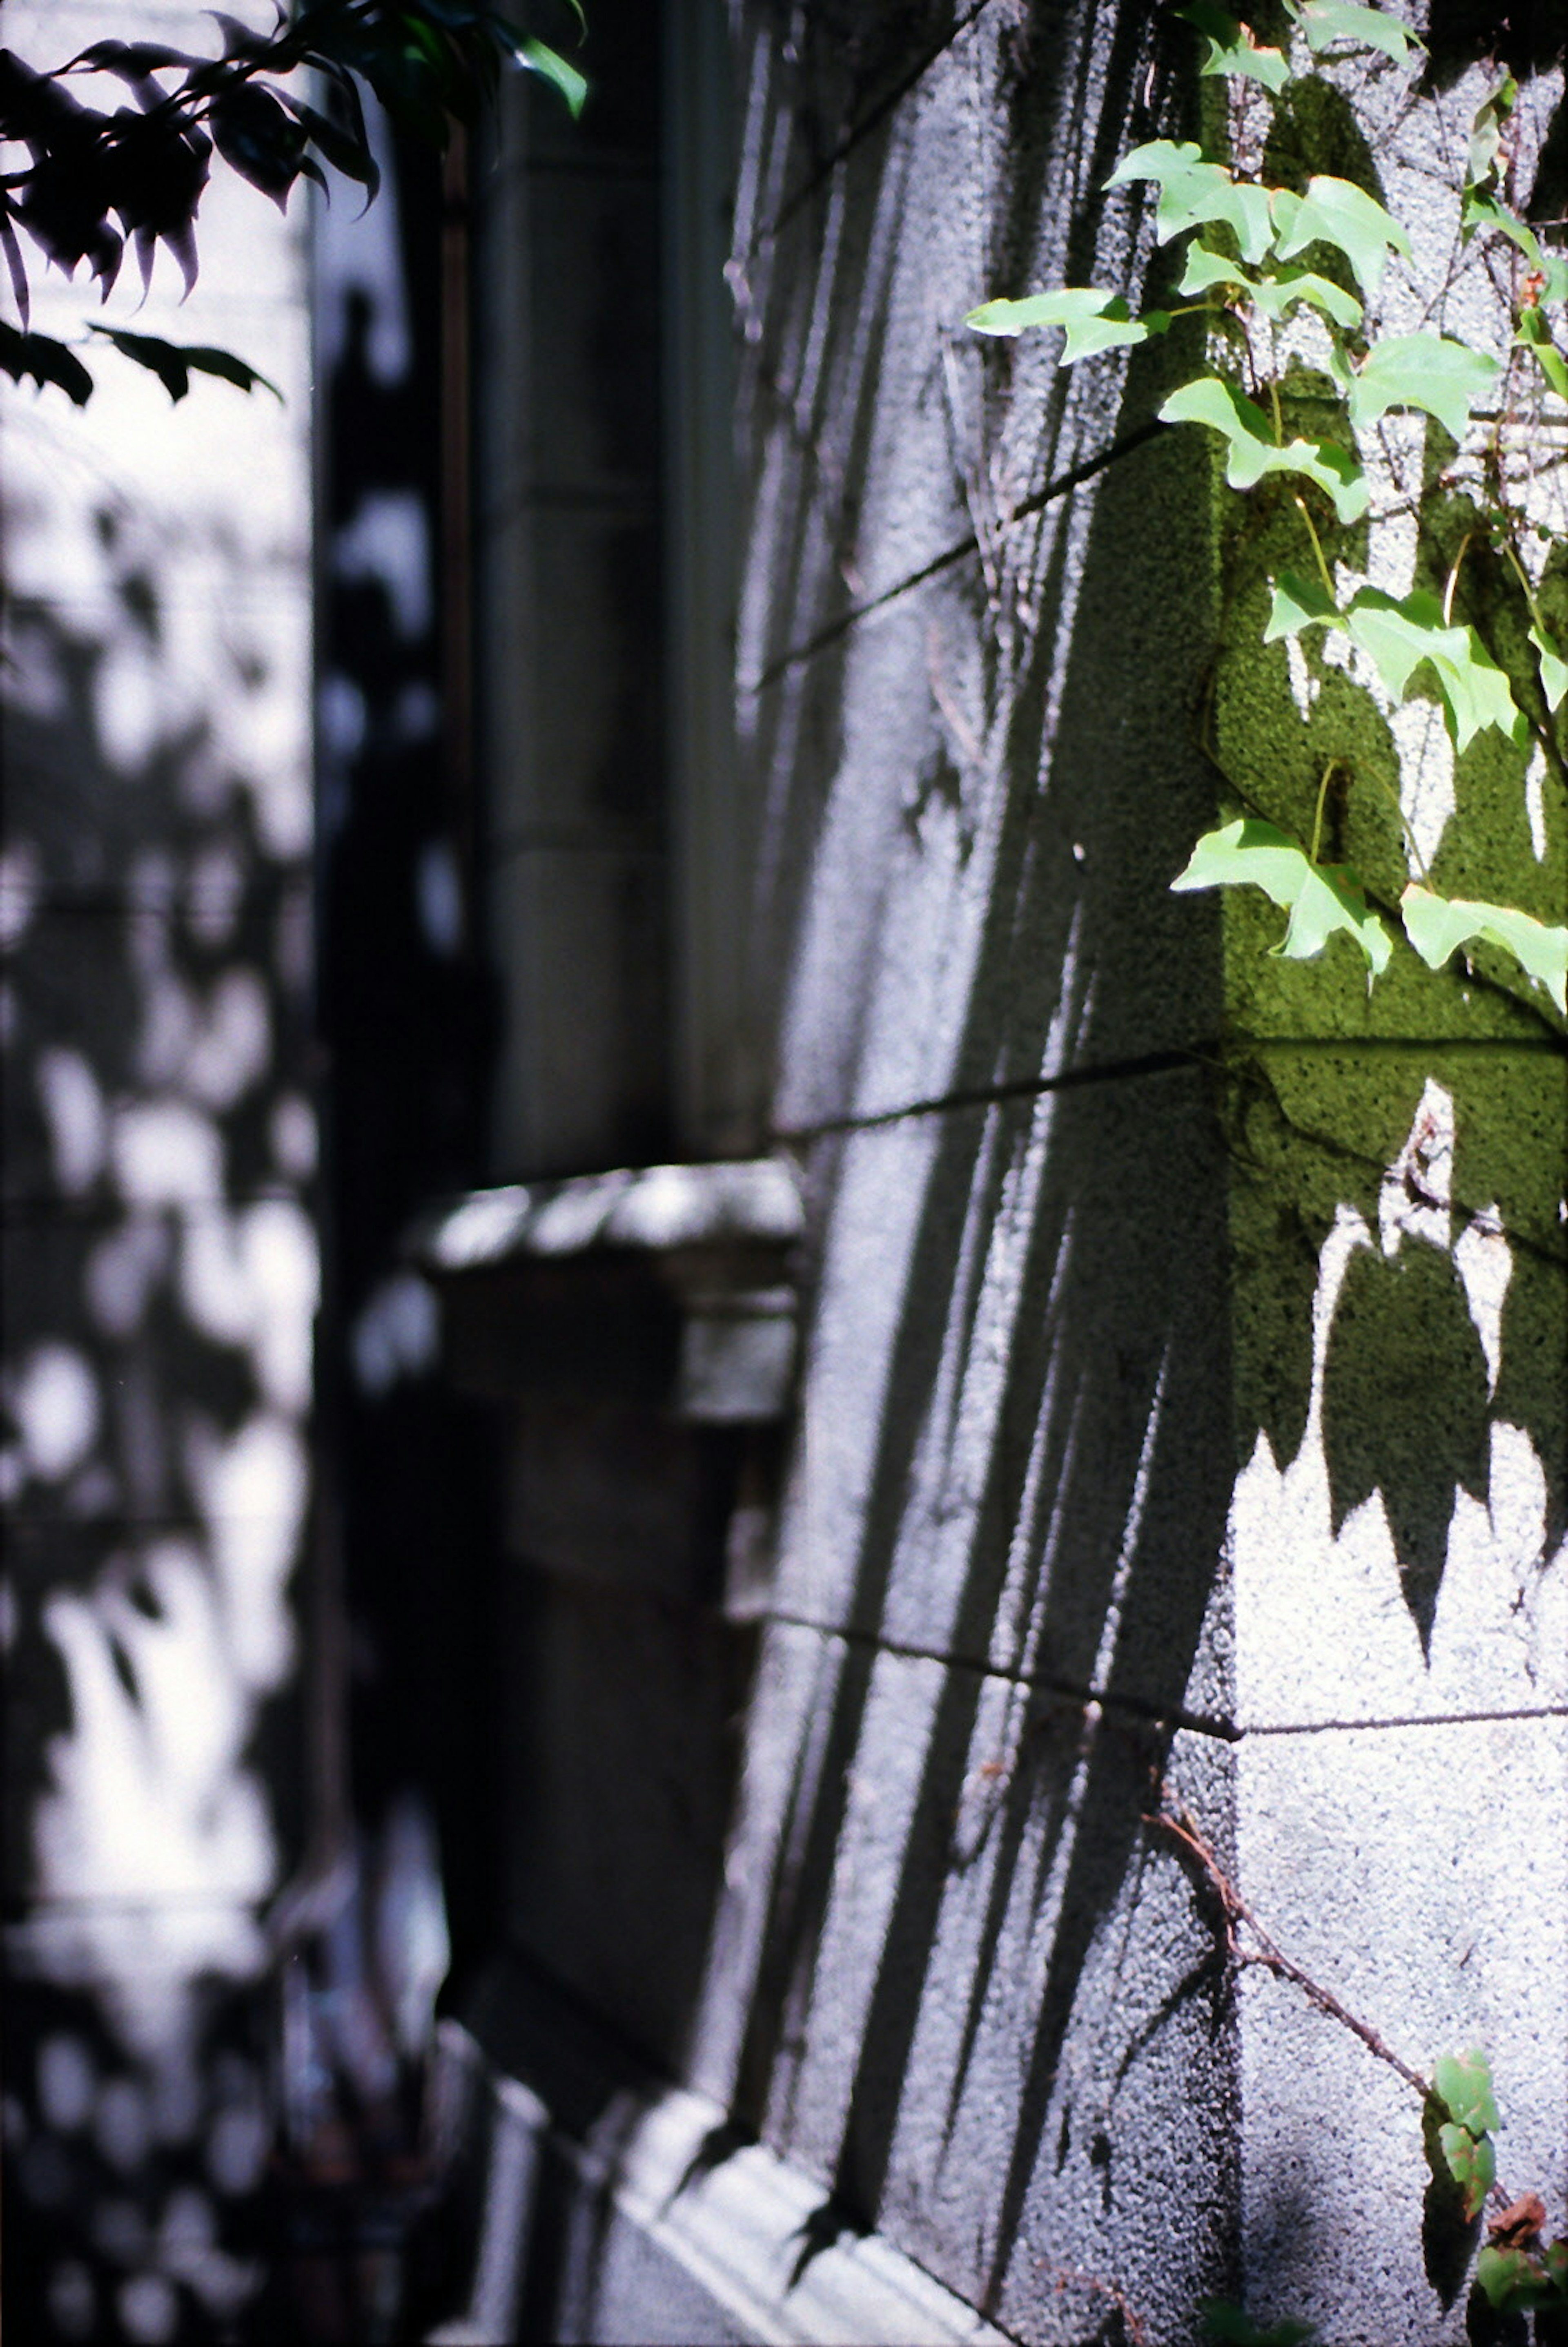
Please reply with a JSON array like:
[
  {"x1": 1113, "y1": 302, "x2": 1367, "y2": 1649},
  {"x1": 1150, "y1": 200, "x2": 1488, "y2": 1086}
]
[
  {"x1": 1430, "y1": 2050, "x2": 1499, "y2": 2222},
  {"x1": 965, "y1": 0, "x2": 1568, "y2": 1022},
  {"x1": 0, "y1": 1, "x2": 587, "y2": 408}
]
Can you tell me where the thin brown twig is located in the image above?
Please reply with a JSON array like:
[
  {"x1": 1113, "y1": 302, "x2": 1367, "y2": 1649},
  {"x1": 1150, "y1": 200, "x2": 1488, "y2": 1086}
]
[{"x1": 1153, "y1": 1809, "x2": 1433, "y2": 2099}]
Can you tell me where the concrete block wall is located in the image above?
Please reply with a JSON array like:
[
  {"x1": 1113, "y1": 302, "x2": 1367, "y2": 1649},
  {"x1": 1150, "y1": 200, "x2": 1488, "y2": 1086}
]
[
  {"x1": 668, "y1": 4, "x2": 1568, "y2": 2342},
  {"x1": 444, "y1": 5, "x2": 1564, "y2": 2340}
]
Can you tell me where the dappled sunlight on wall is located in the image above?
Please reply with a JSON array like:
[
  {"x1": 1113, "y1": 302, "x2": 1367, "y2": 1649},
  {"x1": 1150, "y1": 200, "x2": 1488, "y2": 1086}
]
[{"x1": 1, "y1": 8, "x2": 316, "y2": 2332}]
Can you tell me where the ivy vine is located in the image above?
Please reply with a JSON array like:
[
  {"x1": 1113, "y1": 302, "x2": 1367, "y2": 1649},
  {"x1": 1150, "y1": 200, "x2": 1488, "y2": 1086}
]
[
  {"x1": 971, "y1": 4, "x2": 1566, "y2": 2333},
  {"x1": 967, "y1": 0, "x2": 1568, "y2": 1016}
]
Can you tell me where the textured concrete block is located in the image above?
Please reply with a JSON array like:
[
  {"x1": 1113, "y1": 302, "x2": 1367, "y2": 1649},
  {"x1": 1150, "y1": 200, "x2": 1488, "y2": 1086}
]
[
  {"x1": 1238, "y1": 1716, "x2": 1568, "y2": 2345},
  {"x1": 770, "y1": 1079, "x2": 1234, "y2": 1725},
  {"x1": 731, "y1": 0, "x2": 1165, "y2": 686},
  {"x1": 690, "y1": 1621, "x2": 1239, "y2": 2344},
  {"x1": 746, "y1": 436, "x2": 1225, "y2": 1135},
  {"x1": 1227, "y1": 1047, "x2": 1567, "y2": 1727}
]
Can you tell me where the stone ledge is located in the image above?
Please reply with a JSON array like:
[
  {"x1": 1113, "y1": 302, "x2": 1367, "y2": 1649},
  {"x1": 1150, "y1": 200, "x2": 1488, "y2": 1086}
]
[
  {"x1": 409, "y1": 1159, "x2": 803, "y2": 1424},
  {"x1": 426, "y1": 1959, "x2": 1012, "y2": 2347}
]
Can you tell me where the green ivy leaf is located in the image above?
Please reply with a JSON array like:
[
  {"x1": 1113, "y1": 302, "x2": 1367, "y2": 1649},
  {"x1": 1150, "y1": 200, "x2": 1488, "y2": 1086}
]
[
  {"x1": 1160, "y1": 377, "x2": 1370, "y2": 523},
  {"x1": 1434, "y1": 2049, "x2": 1502, "y2": 2136},
  {"x1": 1516, "y1": 305, "x2": 1568, "y2": 402},
  {"x1": 1291, "y1": 1, "x2": 1423, "y2": 63},
  {"x1": 1179, "y1": 246, "x2": 1363, "y2": 328},
  {"x1": 1176, "y1": 3, "x2": 1291, "y2": 93},
  {"x1": 1345, "y1": 332, "x2": 1500, "y2": 439},
  {"x1": 1343, "y1": 589, "x2": 1525, "y2": 750},
  {"x1": 1437, "y1": 2119, "x2": 1496, "y2": 2219},
  {"x1": 1173, "y1": 817, "x2": 1394, "y2": 972},
  {"x1": 1265, "y1": 579, "x2": 1523, "y2": 750},
  {"x1": 1461, "y1": 187, "x2": 1542, "y2": 267},
  {"x1": 964, "y1": 288, "x2": 1168, "y2": 358},
  {"x1": 1251, "y1": 264, "x2": 1365, "y2": 331},
  {"x1": 1265, "y1": 569, "x2": 1341, "y2": 638},
  {"x1": 1465, "y1": 75, "x2": 1518, "y2": 200},
  {"x1": 1271, "y1": 175, "x2": 1413, "y2": 297},
  {"x1": 0, "y1": 323, "x2": 94, "y2": 406},
  {"x1": 1530, "y1": 623, "x2": 1568, "y2": 711},
  {"x1": 87, "y1": 326, "x2": 282, "y2": 404},
  {"x1": 1402, "y1": 888, "x2": 1568, "y2": 1012},
  {"x1": 503, "y1": 33, "x2": 588, "y2": 120},
  {"x1": 1178, "y1": 245, "x2": 1254, "y2": 298},
  {"x1": 1108, "y1": 141, "x2": 1275, "y2": 266},
  {"x1": 1476, "y1": 2244, "x2": 1560, "y2": 2312}
]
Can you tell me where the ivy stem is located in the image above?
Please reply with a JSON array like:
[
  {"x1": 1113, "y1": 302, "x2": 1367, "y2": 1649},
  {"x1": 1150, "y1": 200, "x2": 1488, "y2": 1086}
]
[
  {"x1": 1370, "y1": 765, "x2": 1432, "y2": 886},
  {"x1": 1500, "y1": 533, "x2": 1549, "y2": 642},
  {"x1": 1293, "y1": 492, "x2": 1337, "y2": 603},
  {"x1": 1308, "y1": 759, "x2": 1338, "y2": 865},
  {"x1": 1441, "y1": 530, "x2": 1473, "y2": 625}
]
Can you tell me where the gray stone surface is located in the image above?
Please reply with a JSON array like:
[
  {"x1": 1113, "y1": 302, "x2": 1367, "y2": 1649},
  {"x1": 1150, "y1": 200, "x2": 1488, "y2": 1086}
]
[
  {"x1": 769, "y1": 1081, "x2": 1234, "y2": 1723},
  {"x1": 687, "y1": 1622, "x2": 1239, "y2": 2344},
  {"x1": 1238, "y1": 1716, "x2": 1568, "y2": 2343},
  {"x1": 742, "y1": 437, "x2": 1225, "y2": 1135},
  {"x1": 454, "y1": 6, "x2": 1568, "y2": 2344}
]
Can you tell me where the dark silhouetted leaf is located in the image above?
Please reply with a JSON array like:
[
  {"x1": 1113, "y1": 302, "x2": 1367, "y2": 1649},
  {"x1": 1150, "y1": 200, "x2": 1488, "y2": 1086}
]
[
  {"x1": 88, "y1": 324, "x2": 282, "y2": 403},
  {"x1": 0, "y1": 322, "x2": 93, "y2": 404}
]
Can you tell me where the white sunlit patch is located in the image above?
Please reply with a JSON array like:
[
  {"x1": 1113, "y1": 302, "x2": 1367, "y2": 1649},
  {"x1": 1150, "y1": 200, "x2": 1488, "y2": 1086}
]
[
  {"x1": 351, "y1": 1271, "x2": 439, "y2": 1397},
  {"x1": 31, "y1": 1567, "x2": 277, "y2": 2062},
  {"x1": 1525, "y1": 742, "x2": 1549, "y2": 862},
  {"x1": 111, "y1": 1100, "x2": 223, "y2": 1208},
  {"x1": 179, "y1": 1198, "x2": 317, "y2": 1412},
  {"x1": 1284, "y1": 633, "x2": 1318, "y2": 720},
  {"x1": 118, "y1": 2270, "x2": 178, "y2": 2344},
  {"x1": 334, "y1": 489, "x2": 432, "y2": 638},
  {"x1": 1391, "y1": 694, "x2": 1456, "y2": 875},
  {"x1": 269, "y1": 1093, "x2": 316, "y2": 1180},
  {"x1": 36, "y1": 1049, "x2": 107, "y2": 1195},
  {"x1": 11, "y1": 1345, "x2": 100, "y2": 1483},
  {"x1": 183, "y1": 969, "x2": 271, "y2": 1111},
  {"x1": 93, "y1": 639, "x2": 165, "y2": 776},
  {"x1": 100, "y1": 1546, "x2": 252, "y2": 1808},
  {"x1": 136, "y1": 968, "x2": 197, "y2": 1089},
  {"x1": 1453, "y1": 1207, "x2": 1512, "y2": 1399},
  {"x1": 416, "y1": 838, "x2": 463, "y2": 956},
  {"x1": 186, "y1": 1413, "x2": 307, "y2": 1697},
  {"x1": 0, "y1": 839, "x2": 42, "y2": 948},
  {"x1": 1379, "y1": 1077, "x2": 1454, "y2": 1256}
]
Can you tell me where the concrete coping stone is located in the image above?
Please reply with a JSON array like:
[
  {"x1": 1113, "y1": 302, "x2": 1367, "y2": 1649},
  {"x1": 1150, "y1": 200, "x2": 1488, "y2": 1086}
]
[{"x1": 411, "y1": 1157, "x2": 804, "y2": 1274}]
